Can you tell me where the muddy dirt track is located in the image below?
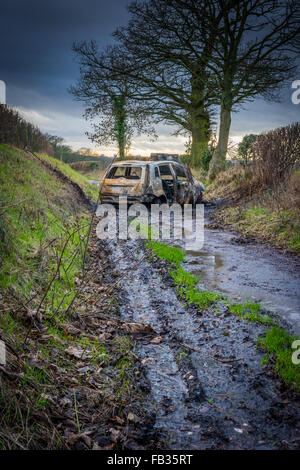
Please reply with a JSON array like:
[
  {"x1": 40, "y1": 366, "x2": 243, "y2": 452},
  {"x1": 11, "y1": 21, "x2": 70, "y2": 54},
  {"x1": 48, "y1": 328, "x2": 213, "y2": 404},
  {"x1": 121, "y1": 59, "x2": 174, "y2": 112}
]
[{"x1": 103, "y1": 232, "x2": 300, "y2": 450}]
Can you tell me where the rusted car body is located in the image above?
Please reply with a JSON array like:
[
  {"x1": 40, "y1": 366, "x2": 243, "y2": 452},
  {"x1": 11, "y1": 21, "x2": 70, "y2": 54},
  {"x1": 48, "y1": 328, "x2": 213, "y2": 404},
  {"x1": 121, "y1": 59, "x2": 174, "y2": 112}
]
[{"x1": 99, "y1": 156, "x2": 205, "y2": 205}]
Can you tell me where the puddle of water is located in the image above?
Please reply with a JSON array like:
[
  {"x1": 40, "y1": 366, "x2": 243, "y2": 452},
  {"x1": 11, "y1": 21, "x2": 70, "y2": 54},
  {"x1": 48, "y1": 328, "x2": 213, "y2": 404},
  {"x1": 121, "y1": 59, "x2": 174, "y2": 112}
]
[{"x1": 175, "y1": 228, "x2": 300, "y2": 334}]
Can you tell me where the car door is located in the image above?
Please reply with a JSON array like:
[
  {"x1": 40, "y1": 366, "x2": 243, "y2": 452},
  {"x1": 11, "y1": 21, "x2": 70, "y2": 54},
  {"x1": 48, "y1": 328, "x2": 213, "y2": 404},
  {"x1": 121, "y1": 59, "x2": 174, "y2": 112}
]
[
  {"x1": 158, "y1": 163, "x2": 177, "y2": 203},
  {"x1": 151, "y1": 165, "x2": 165, "y2": 196},
  {"x1": 172, "y1": 163, "x2": 192, "y2": 204}
]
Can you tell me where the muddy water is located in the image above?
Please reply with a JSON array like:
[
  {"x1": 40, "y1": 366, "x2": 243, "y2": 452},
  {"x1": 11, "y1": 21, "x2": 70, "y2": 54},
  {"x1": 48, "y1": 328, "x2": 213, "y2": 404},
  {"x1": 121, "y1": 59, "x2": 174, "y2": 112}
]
[
  {"x1": 156, "y1": 210, "x2": 300, "y2": 335},
  {"x1": 107, "y1": 236, "x2": 300, "y2": 449}
]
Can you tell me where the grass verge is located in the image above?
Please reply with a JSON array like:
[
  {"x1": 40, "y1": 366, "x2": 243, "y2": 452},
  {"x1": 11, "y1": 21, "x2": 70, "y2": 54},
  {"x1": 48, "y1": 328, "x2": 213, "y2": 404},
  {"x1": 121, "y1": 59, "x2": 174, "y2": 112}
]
[
  {"x1": 228, "y1": 302, "x2": 274, "y2": 326},
  {"x1": 0, "y1": 145, "x2": 150, "y2": 449},
  {"x1": 206, "y1": 167, "x2": 300, "y2": 254},
  {"x1": 220, "y1": 205, "x2": 300, "y2": 253},
  {"x1": 36, "y1": 150, "x2": 99, "y2": 201},
  {"x1": 146, "y1": 240, "x2": 186, "y2": 266},
  {"x1": 258, "y1": 327, "x2": 300, "y2": 392}
]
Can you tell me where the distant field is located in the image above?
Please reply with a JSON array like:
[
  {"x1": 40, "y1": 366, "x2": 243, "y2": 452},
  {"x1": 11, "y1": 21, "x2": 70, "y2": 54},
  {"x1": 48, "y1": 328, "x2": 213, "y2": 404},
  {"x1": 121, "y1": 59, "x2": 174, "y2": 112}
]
[
  {"x1": 70, "y1": 160, "x2": 108, "y2": 179},
  {"x1": 59, "y1": 153, "x2": 111, "y2": 164}
]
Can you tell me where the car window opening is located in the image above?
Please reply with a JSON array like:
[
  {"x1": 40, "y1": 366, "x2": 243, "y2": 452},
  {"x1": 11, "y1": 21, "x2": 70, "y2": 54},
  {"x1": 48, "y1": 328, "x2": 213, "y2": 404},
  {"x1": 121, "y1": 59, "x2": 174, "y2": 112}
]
[
  {"x1": 158, "y1": 164, "x2": 175, "y2": 202},
  {"x1": 108, "y1": 166, "x2": 142, "y2": 180},
  {"x1": 175, "y1": 165, "x2": 188, "y2": 181}
]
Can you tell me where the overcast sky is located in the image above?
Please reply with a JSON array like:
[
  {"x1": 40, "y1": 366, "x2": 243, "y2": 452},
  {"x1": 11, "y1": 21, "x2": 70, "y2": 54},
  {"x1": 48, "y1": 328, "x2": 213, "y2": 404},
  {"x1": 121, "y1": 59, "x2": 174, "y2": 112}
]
[{"x1": 0, "y1": 0, "x2": 299, "y2": 155}]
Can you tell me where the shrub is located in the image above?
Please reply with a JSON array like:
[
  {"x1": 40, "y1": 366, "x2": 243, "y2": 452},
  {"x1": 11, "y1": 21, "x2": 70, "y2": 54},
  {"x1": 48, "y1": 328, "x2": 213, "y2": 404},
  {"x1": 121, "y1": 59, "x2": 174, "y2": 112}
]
[
  {"x1": 252, "y1": 123, "x2": 300, "y2": 187},
  {"x1": 0, "y1": 104, "x2": 53, "y2": 155}
]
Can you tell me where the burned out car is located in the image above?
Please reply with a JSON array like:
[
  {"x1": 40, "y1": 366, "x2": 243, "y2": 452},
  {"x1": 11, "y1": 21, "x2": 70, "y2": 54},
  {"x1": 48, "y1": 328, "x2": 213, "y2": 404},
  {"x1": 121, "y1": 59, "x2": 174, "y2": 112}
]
[{"x1": 99, "y1": 155, "x2": 205, "y2": 205}]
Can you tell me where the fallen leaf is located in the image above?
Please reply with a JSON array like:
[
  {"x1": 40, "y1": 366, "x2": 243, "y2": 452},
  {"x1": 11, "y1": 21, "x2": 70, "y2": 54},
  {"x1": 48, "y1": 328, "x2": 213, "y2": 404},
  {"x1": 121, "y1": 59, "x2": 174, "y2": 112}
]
[
  {"x1": 40, "y1": 393, "x2": 55, "y2": 405},
  {"x1": 109, "y1": 428, "x2": 121, "y2": 442},
  {"x1": 26, "y1": 308, "x2": 42, "y2": 322},
  {"x1": 92, "y1": 442, "x2": 102, "y2": 450},
  {"x1": 65, "y1": 346, "x2": 90, "y2": 360},
  {"x1": 60, "y1": 397, "x2": 72, "y2": 407},
  {"x1": 149, "y1": 336, "x2": 163, "y2": 344},
  {"x1": 111, "y1": 416, "x2": 125, "y2": 425},
  {"x1": 78, "y1": 366, "x2": 93, "y2": 374},
  {"x1": 64, "y1": 431, "x2": 92, "y2": 448},
  {"x1": 64, "y1": 324, "x2": 81, "y2": 336},
  {"x1": 127, "y1": 412, "x2": 139, "y2": 423},
  {"x1": 141, "y1": 357, "x2": 155, "y2": 365},
  {"x1": 123, "y1": 322, "x2": 153, "y2": 334}
]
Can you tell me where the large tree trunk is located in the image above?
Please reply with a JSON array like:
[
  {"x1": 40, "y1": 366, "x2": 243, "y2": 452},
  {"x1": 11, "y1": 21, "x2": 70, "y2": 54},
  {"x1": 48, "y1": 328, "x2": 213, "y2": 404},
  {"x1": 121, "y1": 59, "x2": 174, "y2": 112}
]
[
  {"x1": 191, "y1": 114, "x2": 210, "y2": 167},
  {"x1": 118, "y1": 127, "x2": 126, "y2": 160},
  {"x1": 118, "y1": 142, "x2": 125, "y2": 160},
  {"x1": 113, "y1": 94, "x2": 127, "y2": 160},
  {"x1": 189, "y1": 76, "x2": 210, "y2": 168},
  {"x1": 209, "y1": 104, "x2": 231, "y2": 180}
]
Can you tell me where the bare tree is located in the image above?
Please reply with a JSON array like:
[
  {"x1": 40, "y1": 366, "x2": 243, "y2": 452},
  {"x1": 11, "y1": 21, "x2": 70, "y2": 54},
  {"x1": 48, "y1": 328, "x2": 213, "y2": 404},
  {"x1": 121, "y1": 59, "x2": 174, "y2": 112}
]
[
  {"x1": 70, "y1": 1, "x2": 299, "y2": 169},
  {"x1": 113, "y1": 0, "x2": 223, "y2": 167},
  {"x1": 207, "y1": 0, "x2": 300, "y2": 179},
  {"x1": 70, "y1": 42, "x2": 155, "y2": 159},
  {"x1": 113, "y1": 0, "x2": 299, "y2": 171}
]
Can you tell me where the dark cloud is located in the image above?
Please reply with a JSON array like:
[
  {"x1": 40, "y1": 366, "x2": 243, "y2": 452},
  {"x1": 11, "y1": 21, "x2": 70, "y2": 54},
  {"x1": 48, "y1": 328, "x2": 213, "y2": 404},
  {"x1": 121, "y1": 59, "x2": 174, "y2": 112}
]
[
  {"x1": 0, "y1": 0, "x2": 128, "y2": 104},
  {"x1": 0, "y1": 0, "x2": 298, "y2": 152}
]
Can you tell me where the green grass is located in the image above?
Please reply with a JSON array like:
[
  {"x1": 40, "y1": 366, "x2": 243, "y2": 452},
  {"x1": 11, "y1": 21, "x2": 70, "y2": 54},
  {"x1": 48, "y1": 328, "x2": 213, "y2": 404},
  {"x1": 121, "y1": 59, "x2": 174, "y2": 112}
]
[
  {"x1": 36, "y1": 151, "x2": 99, "y2": 201},
  {"x1": 77, "y1": 336, "x2": 109, "y2": 364},
  {"x1": 258, "y1": 327, "x2": 300, "y2": 392},
  {"x1": 0, "y1": 144, "x2": 91, "y2": 317},
  {"x1": 183, "y1": 287, "x2": 223, "y2": 309},
  {"x1": 0, "y1": 313, "x2": 19, "y2": 335},
  {"x1": 113, "y1": 336, "x2": 137, "y2": 400},
  {"x1": 169, "y1": 266, "x2": 199, "y2": 289},
  {"x1": 289, "y1": 233, "x2": 300, "y2": 252},
  {"x1": 146, "y1": 241, "x2": 186, "y2": 266},
  {"x1": 228, "y1": 302, "x2": 275, "y2": 325},
  {"x1": 36, "y1": 395, "x2": 50, "y2": 410},
  {"x1": 145, "y1": 241, "x2": 278, "y2": 321},
  {"x1": 221, "y1": 203, "x2": 300, "y2": 254},
  {"x1": 23, "y1": 359, "x2": 50, "y2": 387},
  {"x1": 245, "y1": 207, "x2": 267, "y2": 217},
  {"x1": 170, "y1": 265, "x2": 223, "y2": 308},
  {"x1": 0, "y1": 145, "x2": 131, "y2": 449}
]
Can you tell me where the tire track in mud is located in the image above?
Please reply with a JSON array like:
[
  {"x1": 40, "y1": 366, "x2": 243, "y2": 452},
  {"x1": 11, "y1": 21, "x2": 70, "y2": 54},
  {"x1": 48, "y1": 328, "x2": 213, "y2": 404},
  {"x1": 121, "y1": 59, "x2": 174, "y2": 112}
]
[{"x1": 107, "y1": 238, "x2": 300, "y2": 450}]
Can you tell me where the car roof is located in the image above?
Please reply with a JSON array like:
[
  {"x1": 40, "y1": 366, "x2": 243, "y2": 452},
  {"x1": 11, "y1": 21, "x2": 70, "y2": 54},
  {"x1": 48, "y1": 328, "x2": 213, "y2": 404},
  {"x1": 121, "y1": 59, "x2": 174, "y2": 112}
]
[{"x1": 111, "y1": 160, "x2": 183, "y2": 167}]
